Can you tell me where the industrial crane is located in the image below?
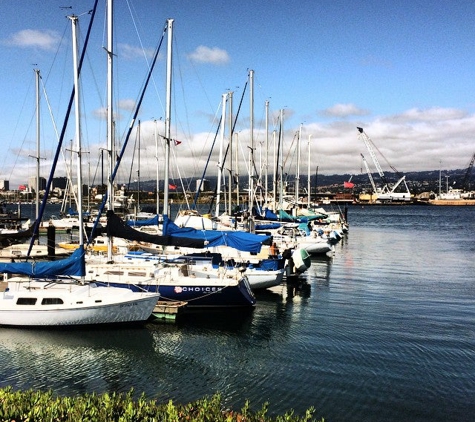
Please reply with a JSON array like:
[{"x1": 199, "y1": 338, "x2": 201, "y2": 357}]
[
  {"x1": 360, "y1": 153, "x2": 377, "y2": 193},
  {"x1": 461, "y1": 152, "x2": 475, "y2": 192},
  {"x1": 357, "y1": 127, "x2": 411, "y2": 202}
]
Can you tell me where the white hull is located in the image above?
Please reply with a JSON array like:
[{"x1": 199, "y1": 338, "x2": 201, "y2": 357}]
[
  {"x1": 0, "y1": 280, "x2": 159, "y2": 327},
  {"x1": 299, "y1": 239, "x2": 332, "y2": 255},
  {"x1": 246, "y1": 268, "x2": 285, "y2": 290}
]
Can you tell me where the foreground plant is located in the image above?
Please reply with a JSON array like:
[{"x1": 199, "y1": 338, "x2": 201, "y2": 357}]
[{"x1": 0, "y1": 387, "x2": 321, "y2": 422}]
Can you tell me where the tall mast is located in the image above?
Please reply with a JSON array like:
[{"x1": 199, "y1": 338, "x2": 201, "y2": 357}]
[
  {"x1": 227, "y1": 91, "x2": 233, "y2": 214},
  {"x1": 137, "y1": 120, "x2": 141, "y2": 212},
  {"x1": 106, "y1": 0, "x2": 114, "y2": 261},
  {"x1": 69, "y1": 14, "x2": 84, "y2": 246},
  {"x1": 163, "y1": 18, "x2": 173, "y2": 216},
  {"x1": 264, "y1": 100, "x2": 269, "y2": 207},
  {"x1": 155, "y1": 120, "x2": 160, "y2": 212},
  {"x1": 235, "y1": 132, "x2": 239, "y2": 206},
  {"x1": 34, "y1": 69, "x2": 41, "y2": 221},
  {"x1": 248, "y1": 69, "x2": 254, "y2": 212},
  {"x1": 215, "y1": 93, "x2": 227, "y2": 217},
  {"x1": 279, "y1": 109, "x2": 284, "y2": 211},
  {"x1": 272, "y1": 129, "x2": 276, "y2": 210},
  {"x1": 295, "y1": 123, "x2": 302, "y2": 206},
  {"x1": 307, "y1": 135, "x2": 311, "y2": 207}
]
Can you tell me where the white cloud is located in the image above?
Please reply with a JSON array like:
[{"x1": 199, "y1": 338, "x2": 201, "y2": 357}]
[
  {"x1": 93, "y1": 107, "x2": 108, "y2": 120},
  {"x1": 92, "y1": 100, "x2": 135, "y2": 121},
  {"x1": 118, "y1": 99, "x2": 136, "y2": 111},
  {"x1": 187, "y1": 45, "x2": 230, "y2": 65},
  {"x1": 386, "y1": 107, "x2": 468, "y2": 123},
  {"x1": 118, "y1": 43, "x2": 156, "y2": 61},
  {"x1": 4, "y1": 29, "x2": 60, "y2": 51},
  {"x1": 321, "y1": 103, "x2": 370, "y2": 118},
  {"x1": 5, "y1": 105, "x2": 475, "y2": 188}
]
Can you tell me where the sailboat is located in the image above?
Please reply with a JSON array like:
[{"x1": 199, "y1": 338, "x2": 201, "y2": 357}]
[
  {"x1": 83, "y1": 20, "x2": 261, "y2": 308},
  {"x1": 0, "y1": 8, "x2": 160, "y2": 327}
]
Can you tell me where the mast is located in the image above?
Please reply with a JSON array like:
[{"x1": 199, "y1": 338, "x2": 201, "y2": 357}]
[
  {"x1": 307, "y1": 134, "x2": 311, "y2": 207},
  {"x1": 295, "y1": 123, "x2": 302, "y2": 207},
  {"x1": 279, "y1": 109, "x2": 284, "y2": 211},
  {"x1": 438, "y1": 160, "x2": 442, "y2": 198},
  {"x1": 248, "y1": 69, "x2": 254, "y2": 213},
  {"x1": 215, "y1": 93, "x2": 227, "y2": 217},
  {"x1": 106, "y1": 0, "x2": 114, "y2": 261},
  {"x1": 34, "y1": 69, "x2": 41, "y2": 222},
  {"x1": 272, "y1": 129, "x2": 277, "y2": 210},
  {"x1": 235, "y1": 132, "x2": 239, "y2": 206},
  {"x1": 227, "y1": 91, "x2": 233, "y2": 215},
  {"x1": 137, "y1": 120, "x2": 141, "y2": 212},
  {"x1": 264, "y1": 100, "x2": 269, "y2": 207},
  {"x1": 155, "y1": 120, "x2": 160, "y2": 213},
  {"x1": 69, "y1": 14, "x2": 84, "y2": 247},
  {"x1": 163, "y1": 18, "x2": 173, "y2": 216}
]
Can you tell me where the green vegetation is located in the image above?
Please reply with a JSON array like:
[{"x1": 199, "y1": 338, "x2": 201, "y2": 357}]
[{"x1": 0, "y1": 387, "x2": 322, "y2": 422}]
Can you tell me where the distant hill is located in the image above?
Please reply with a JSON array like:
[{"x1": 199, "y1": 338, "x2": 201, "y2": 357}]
[{"x1": 129, "y1": 167, "x2": 474, "y2": 195}]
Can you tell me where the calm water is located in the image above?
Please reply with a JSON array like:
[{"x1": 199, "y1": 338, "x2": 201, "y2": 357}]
[{"x1": 1, "y1": 204, "x2": 474, "y2": 421}]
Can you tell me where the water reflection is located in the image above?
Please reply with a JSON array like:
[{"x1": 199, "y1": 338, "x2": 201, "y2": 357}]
[{"x1": 0, "y1": 327, "x2": 156, "y2": 395}]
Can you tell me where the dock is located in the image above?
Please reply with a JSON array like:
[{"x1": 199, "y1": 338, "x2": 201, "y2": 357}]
[{"x1": 151, "y1": 300, "x2": 187, "y2": 322}]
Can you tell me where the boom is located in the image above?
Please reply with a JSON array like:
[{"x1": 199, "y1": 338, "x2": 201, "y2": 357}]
[
  {"x1": 357, "y1": 127, "x2": 411, "y2": 202},
  {"x1": 357, "y1": 127, "x2": 388, "y2": 185},
  {"x1": 361, "y1": 153, "x2": 377, "y2": 193}
]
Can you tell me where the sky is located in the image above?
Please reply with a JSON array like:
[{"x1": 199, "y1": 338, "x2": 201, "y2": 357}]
[{"x1": 1, "y1": 0, "x2": 475, "y2": 190}]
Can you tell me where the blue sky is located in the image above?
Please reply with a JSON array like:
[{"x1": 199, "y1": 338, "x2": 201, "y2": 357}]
[{"x1": 1, "y1": 0, "x2": 475, "y2": 190}]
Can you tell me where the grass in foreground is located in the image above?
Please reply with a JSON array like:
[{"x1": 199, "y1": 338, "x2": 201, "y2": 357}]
[{"x1": 0, "y1": 387, "x2": 323, "y2": 421}]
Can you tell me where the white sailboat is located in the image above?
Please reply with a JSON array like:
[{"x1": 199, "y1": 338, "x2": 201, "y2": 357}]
[
  {"x1": 0, "y1": 9, "x2": 159, "y2": 327},
  {"x1": 0, "y1": 275, "x2": 159, "y2": 327}
]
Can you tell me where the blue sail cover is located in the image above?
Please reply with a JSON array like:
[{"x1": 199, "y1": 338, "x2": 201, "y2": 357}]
[
  {"x1": 126, "y1": 215, "x2": 159, "y2": 227},
  {"x1": 264, "y1": 208, "x2": 279, "y2": 220},
  {"x1": 162, "y1": 215, "x2": 272, "y2": 253},
  {"x1": 0, "y1": 246, "x2": 85, "y2": 278}
]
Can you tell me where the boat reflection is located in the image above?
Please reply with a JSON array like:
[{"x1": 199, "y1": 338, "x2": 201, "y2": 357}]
[{"x1": 0, "y1": 327, "x2": 155, "y2": 395}]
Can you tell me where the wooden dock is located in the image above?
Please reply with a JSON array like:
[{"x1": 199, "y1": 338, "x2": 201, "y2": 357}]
[{"x1": 151, "y1": 300, "x2": 187, "y2": 322}]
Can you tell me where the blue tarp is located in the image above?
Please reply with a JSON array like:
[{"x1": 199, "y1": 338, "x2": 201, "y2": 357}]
[
  {"x1": 0, "y1": 246, "x2": 86, "y2": 278},
  {"x1": 255, "y1": 223, "x2": 281, "y2": 230},
  {"x1": 264, "y1": 208, "x2": 279, "y2": 220},
  {"x1": 162, "y1": 215, "x2": 272, "y2": 253}
]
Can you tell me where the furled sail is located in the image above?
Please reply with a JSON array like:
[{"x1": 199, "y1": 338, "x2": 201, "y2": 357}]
[
  {"x1": 0, "y1": 246, "x2": 85, "y2": 277},
  {"x1": 106, "y1": 211, "x2": 206, "y2": 248},
  {"x1": 161, "y1": 215, "x2": 272, "y2": 253}
]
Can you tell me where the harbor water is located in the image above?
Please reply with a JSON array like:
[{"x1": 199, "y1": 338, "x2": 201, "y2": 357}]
[{"x1": 0, "y1": 204, "x2": 474, "y2": 421}]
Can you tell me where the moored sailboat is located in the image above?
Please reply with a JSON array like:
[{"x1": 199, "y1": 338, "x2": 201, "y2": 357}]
[{"x1": 0, "y1": 8, "x2": 160, "y2": 327}]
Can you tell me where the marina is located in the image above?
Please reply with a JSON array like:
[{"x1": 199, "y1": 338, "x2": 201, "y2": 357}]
[
  {"x1": 0, "y1": 1, "x2": 474, "y2": 419},
  {"x1": 0, "y1": 205, "x2": 473, "y2": 421}
]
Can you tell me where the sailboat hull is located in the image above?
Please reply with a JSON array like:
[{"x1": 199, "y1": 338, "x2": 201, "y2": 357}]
[
  {"x1": 0, "y1": 281, "x2": 159, "y2": 327},
  {"x1": 155, "y1": 278, "x2": 256, "y2": 307}
]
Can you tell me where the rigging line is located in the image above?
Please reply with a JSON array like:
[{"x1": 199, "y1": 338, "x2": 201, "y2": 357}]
[
  {"x1": 4, "y1": 73, "x2": 35, "y2": 179},
  {"x1": 194, "y1": 115, "x2": 221, "y2": 211},
  {"x1": 369, "y1": 136, "x2": 400, "y2": 176},
  {"x1": 42, "y1": 20, "x2": 69, "y2": 86},
  {"x1": 170, "y1": 141, "x2": 191, "y2": 211},
  {"x1": 89, "y1": 21, "x2": 168, "y2": 243},
  {"x1": 41, "y1": 78, "x2": 78, "y2": 204},
  {"x1": 28, "y1": 0, "x2": 100, "y2": 256},
  {"x1": 127, "y1": 126, "x2": 139, "y2": 190},
  {"x1": 174, "y1": 35, "x2": 192, "y2": 143},
  {"x1": 206, "y1": 80, "x2": 249, "y2": 213},
  {"x1": 123, "y1": 9, "x2": 164, "y2": 118},
  {"x1": 282, "y1": 130, "x2": 298, "y2": 171}
]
